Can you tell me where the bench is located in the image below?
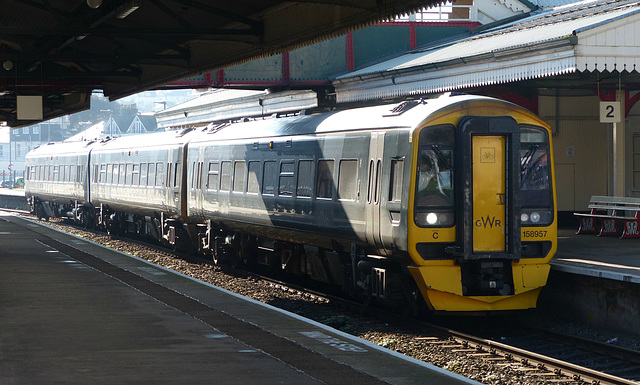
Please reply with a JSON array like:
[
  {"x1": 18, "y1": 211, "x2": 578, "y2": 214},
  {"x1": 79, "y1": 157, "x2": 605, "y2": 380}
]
[{"x1": 574, "y1": 196, "x2": 640, "y2": 238}]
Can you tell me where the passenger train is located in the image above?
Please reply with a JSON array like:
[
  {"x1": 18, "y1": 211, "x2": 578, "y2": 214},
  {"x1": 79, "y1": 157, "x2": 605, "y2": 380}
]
[{"x1": 24, "y1": 93, "x2": 557, "y2": 312}]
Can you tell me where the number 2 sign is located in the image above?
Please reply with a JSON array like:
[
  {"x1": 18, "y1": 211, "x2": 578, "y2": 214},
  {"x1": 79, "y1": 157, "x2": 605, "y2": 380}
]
[{"x1": 600, "y1": 101, "x2": 621, "y2": 123}]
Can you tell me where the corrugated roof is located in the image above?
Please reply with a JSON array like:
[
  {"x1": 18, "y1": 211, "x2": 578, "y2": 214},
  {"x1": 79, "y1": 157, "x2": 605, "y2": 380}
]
[
  {"x1": 530, "y1": 0, "x2": 588, "y2": 8},
  {"x1": 334, "y1": 0, "x2": 640, "y2": 103}
]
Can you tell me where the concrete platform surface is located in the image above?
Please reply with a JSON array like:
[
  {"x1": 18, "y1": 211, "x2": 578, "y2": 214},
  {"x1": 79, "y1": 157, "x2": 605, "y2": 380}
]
[
  {"x1": 553, "y1": 228, "x2": 640, "y2": 283},
  {"x1": 0, "y1": 212, "x2": 478, "y2": 385}
]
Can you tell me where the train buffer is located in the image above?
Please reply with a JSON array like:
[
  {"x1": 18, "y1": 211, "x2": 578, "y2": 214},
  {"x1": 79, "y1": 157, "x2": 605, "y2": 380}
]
[{"x1": 574, "y1": 195, "x2": 640, "y2": 238}]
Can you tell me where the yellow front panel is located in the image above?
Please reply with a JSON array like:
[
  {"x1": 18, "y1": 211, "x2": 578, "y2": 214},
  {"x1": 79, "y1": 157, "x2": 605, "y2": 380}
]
[{"x1": 473, "y1": 136, "x2": 506, "y2": 252}]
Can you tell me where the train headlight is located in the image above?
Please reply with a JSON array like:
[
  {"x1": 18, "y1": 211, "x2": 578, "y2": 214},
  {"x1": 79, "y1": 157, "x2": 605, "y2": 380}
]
[
  {"x1": 415, "y1": 210, "x2": 454, "y2": 227},
  {"x1": 520, "y1": 209, "x2": 552, "y2": 226},
  {"x1": 530, "y1": 212, "x2": 541, "y2": 223}
]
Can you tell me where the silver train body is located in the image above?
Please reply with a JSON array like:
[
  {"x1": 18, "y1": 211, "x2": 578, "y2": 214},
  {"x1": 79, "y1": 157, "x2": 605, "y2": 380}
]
[{"x1": 25, "y1": 94, "x2": 557, "y2": 312}]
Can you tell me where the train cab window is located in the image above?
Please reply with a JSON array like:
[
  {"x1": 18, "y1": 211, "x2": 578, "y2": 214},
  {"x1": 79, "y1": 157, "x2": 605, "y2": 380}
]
[
  {"x1": 389, "y1": 159, "x2": 404, "y2": 202},
  {"x1": 278, "y1": 160, "x2": 295, "y2": 196},
  {"x1": 338, "y1": 159, "x2": 358, "y2": 201},
  {"x1": 220, "y1": 161, "x2": 232, "y2": 191},
  {"x1": 233, "y1": 161, "x2": 246, "y2": 193},
  {"x1": 155, "y1": 162, "x2": 164, "y2": 187},
  {"x1": 207, "y1": 162, "x2": 219, "y2": 191},
  {"x1": 316, "y1": 160, "x2": 334, "y2": 199},
  {"x1": 520, "y1": 126, "x2": 553, "y2": 225},
  {"x1": 297, "y1": 160, "x2": 313, "y2": 198},
  {"x1": 263, "y1": 161, "x2": 277, "y2": 196},
  {"x1": 247, "y1": 161, "x2": 261, "y2": 194},
  {"x1": 415, "y1": 124, "x2": 455, "y2": 227}
]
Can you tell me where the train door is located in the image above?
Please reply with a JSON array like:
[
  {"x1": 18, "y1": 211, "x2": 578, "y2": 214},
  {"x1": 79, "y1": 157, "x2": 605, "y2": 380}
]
[
  {"x1": 365, "y1": 132, "x2": 385, "y2": 252},
  {"x1": 458, "y1": 117, "x2": 521, "y2": 259}
]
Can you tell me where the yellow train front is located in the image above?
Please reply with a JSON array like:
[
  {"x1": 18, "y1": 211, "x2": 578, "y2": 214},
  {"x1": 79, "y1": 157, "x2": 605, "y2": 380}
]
[{"x1": 407, "y1": 97, "x2": 556, "y2": 312}]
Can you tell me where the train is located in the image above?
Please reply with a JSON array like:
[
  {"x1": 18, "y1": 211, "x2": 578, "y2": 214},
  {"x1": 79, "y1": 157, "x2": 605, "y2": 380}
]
[{"x1": 24, "y1": 93, "x2": 557, "y2": 313}]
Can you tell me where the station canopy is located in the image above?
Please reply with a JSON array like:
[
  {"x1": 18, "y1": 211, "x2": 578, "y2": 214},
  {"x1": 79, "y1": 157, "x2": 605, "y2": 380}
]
[
  {"x1": 334, "y1": 0, "x2": 640, "y2": 103},
  {"x1": 0, "y1": 0, "x2": 437, "y2": 127}
]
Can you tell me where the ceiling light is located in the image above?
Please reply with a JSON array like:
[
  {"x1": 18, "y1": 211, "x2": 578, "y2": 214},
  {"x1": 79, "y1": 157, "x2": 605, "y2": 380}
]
[
  {"x1": 87, "y1": 0, "x2": 102, "y2": 9},
  {"x1": 116, "y1": 1, "x2": 140, "y2": 19}
]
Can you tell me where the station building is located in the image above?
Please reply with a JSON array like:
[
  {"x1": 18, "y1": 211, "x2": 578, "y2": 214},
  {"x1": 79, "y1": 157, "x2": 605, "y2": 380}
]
[{"x1": 157, "y1": 0, "x2": 638, "y2": 215}]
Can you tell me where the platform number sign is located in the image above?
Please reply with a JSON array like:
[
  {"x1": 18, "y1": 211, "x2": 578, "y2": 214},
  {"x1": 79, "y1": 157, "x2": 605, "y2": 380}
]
[{"x1": 600, "y1": 101, "x2": 621, "y2": 123}]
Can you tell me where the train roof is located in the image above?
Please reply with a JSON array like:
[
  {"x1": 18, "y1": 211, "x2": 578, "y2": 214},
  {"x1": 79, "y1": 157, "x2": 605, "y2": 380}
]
[
  {"x1": 188, "y1": 94, "x2": 521, "y2": 143},
  {"x1": 25, "y1": 140, "x2": 98, "y2": 159},
  {"x1": 90, "y1": 129, "x2": 197, "y2": 153}
]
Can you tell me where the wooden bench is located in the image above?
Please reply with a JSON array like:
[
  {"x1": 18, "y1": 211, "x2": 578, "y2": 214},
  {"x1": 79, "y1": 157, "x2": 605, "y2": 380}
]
[{"x1": 574, "y1": 196, "x2": 640, "y2": 238}]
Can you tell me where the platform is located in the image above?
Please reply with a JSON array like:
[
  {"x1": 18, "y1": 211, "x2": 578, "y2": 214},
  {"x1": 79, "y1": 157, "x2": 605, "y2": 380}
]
[
  {"x1": 0, "y1": 211, "x2": 478, "y2": 385},
  {"x1": 553, "y1": 227, "x2": 640, "y2": 283}
]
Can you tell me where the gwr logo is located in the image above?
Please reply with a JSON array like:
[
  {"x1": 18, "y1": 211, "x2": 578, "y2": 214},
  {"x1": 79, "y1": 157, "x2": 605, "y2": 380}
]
[{"x1": 476, "y1": 215, "x2": 502, "y2": 228}]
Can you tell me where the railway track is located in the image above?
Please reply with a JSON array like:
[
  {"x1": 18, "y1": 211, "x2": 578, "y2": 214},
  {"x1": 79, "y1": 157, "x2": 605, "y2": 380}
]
[{"x1": 11, "y1": 210, "x2": 640, "y2": 385}]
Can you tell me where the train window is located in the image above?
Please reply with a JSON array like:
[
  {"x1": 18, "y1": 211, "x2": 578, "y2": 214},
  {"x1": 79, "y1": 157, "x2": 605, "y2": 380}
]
[
  {"x1": 53, "y1": 166, "x2": 59, "y2": 182},
  {"x1": 166, "y1": 162, "x2": 172, "y2": 188},
  {"x1": 77, "y1": 165, "x2": 82, "y2": 183},
  {"x1": 140, "y1": 163, "x2": 147, "y2": 186},
  {"x1": 220, "y1": 161, "x2": 232, "y2": 191},
  {"x1": 389, "y1": 159, "x2": 404, "y2": 202},
  {"x1": 190, "y1": 162, "x2": 196, "y2": 189},
  {"x1": 132, "y1": 164, "x2": 140, "y2": 186},
  {"x1": 367, "y1": 160, "x2": 374, "y2": 203},
  {"x1": 414, "y1": 124, "x2": 455, "y2": 227},
  {"x1": 263, "y1": 161, "x2": 277, "y2": 196},
  {"x1": 156, "y1": 162, "x2": 164, "y2": 187},
  {"x1": 233, "y1": 161, "x2": 246, "y2": 193},
  {"x1": 207, "y1": 162, "x2": 219, "y2": 191},
  {"x1": 247, "y1": 161, "x2": 261, "y2": 194},
  {"x1": 173, "y1": 163, "x2": 181, "y2": 188},
  {"x1": 98, "y1": 164, "x2": 106, "y2": 183},
  {"x1": 338, "y1": 160, "x2": 358, "y2": 201},
  {"x1": 196, "y1": 162, "x2": 204, "y2": 190},
  {"x1": 316, "y1": 160, "x2": 334, "y2": 199},
  {"x1": 297, "y1": 160, "x2": 313, "y2": 198},
  {"x1": 279, "y1": 160, "x2": 295, "y2": 196},
  {"x1": 119, "y1": 163, "x2": 126, "y2": 185},
  {"x1": 374, "y1": 160, "x2": 381, "y2": 204},
  {"x1": 148, "y1": 163, "x2": 156, "y2": 186},
  {"x1": 520, "y1": 126, "x2": 552, "y2": 209},
  {"x1": 124, "y1": 164, "x2": 132, "y2": 185}
]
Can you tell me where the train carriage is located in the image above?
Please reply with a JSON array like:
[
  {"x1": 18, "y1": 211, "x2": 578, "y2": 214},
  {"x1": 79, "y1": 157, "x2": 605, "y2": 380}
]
[
  {"x1": 88, "y1": 129, "x2": 195, "y2": 240},
  {"x1": 24, "y1": 140, "x2": 95, "y2": 223},
  {"x1": 184, "y1": 94, "x2": 557, "y2": 312}
]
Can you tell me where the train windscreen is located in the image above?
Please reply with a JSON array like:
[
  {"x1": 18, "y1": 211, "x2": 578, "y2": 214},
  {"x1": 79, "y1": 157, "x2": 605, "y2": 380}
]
[
  {"x1": 414, "y1": 124, "x2": 455, "y2": 227},
  {"x1": 520, "y1": 126, "x2": 553, "y2": 225}
]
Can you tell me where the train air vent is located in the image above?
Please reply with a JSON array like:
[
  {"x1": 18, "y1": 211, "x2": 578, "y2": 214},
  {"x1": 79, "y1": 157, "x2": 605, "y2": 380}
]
[{"x1": 384, "y1": 100, "x2": 425, "y2": 117}]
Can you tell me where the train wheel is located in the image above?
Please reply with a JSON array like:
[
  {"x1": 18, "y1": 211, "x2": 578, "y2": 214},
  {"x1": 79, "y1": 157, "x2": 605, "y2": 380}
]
[{"x1": 36, "y1": 204, "x2": 49, "y2": 221}]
